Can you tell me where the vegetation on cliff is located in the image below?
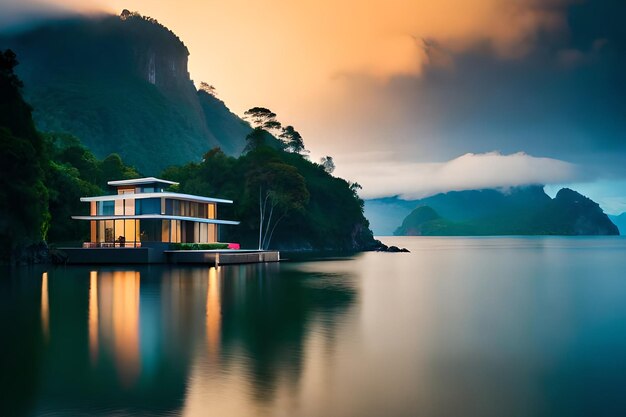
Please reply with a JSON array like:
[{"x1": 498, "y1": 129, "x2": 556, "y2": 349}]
[
  {"x1": 0, "y1": 49, "x2": 142, "y2": 261},
  {"x1": 0, "y1": 12, "x2": 250, "y2": 174},
  {"x1": 163, "y1": 111, "x2": 374, "y2": 251}
]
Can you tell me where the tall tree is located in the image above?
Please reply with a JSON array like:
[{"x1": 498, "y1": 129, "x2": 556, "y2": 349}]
[
  {"x1": 247, "y1": 162, "x2": 309, "y2": 249},
  {"x1": 280, "y1": 125, "x2": 307, "y2": 155},
  {"x1": 198, "y1": 81, "x2": 217, "y2": 97},
  {"x1": 244, "y1": 127, "x2": 270, "y2": 153},
  {"x1": 320, "y1": 156, "x2": 335, "y2": 174},
  {"x1": 244, "y1": 107, "x2": 282, "y2": 132}
]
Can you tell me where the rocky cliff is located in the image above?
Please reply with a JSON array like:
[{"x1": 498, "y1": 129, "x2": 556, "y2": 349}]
[{"x1": 0, "y1": 11, "x2": 250, "y2": 174}]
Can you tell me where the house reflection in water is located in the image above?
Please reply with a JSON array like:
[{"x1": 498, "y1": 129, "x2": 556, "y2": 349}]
[
  {"x1": 206, "y1": 267, "x2": 221, "y2": 360},
  {"x1": 23, "y1": 264, "x2": 357, "y2": 416},
  {"x1": 89, "y1": 271, "x2": 141, "y2": 387},
  {"x1": 41, "y1": 272, "x2": 49, "y2": 342},
  {"x1": 89, "y1": 271, "x2": 99, "y2": 365}
]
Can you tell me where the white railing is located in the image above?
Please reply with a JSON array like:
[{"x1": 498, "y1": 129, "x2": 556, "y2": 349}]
[{"x1": 82, "y1": 242, "x2": 142, "y2": 248}]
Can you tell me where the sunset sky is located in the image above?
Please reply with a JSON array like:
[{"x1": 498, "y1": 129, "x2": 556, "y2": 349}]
[{"x1": 2, "y1": 0, "x2": 625, "y2": 212}]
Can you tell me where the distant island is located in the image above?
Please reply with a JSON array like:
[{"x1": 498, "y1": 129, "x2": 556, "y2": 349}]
[{"x1": 393, "y1": 186, "x2": 619, "y2": 236}]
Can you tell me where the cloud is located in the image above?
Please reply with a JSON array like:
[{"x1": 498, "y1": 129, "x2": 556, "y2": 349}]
[
  {"x1": 335, "y1": 151, "x2": 582, "y2": 199},
  {"x1": 0, "y1": 0, "x2": 102, "y2": 30}
]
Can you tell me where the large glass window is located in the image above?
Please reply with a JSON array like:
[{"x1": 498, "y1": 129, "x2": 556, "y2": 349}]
[
  {"x1": 171, "y1": 220, "x2": 181, "y2": 243},
  {"x1": 208, "y1": 204, "x2": 216, "y2": 219},
  {"x1": 140, "y1": 219, "x2": 160, "y2": 242},
  {"x1": 104, "y1": 220, "x2": 114, "y2": 242},
  {"x1": 99, "y1": 201, "x2": 114, "y2": 216},
  {"x1": 124, "y1": 220, "x2": 135, "y2": 244},
  {"x1": 115, "y1": 219, "x2": 124, "y2": 241},
  {"x1": 208, "y1": 224, "x2": 217, "y2": 242},
  {"x1": 135, "y1": 198, "x2": 160, "y2": 215},
  {"x1": 162, "y1": 220, "x2": 170, "y2": 242},
  {"x1": 165, "y1": 199, "x2": 173, "y2": 215}
]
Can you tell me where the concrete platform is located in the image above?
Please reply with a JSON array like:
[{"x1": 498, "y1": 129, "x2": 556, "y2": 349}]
[
  {"x1": 166, "y1": 250, "x2": 280, "y2": 265},
  {"x1": 59, "y1": 246, "x2": 279, "y2": 265},
  {"x1": 60, "y1": 247, "x2": 154, "y2": 264}
]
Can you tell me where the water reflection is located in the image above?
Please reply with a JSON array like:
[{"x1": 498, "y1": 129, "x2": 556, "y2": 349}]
[
  {"x1": 206, "y1": 267, "x2": 220, "y2": 360},
  {"x1": 40, "y1": 272, "x2": 49, "y2": 342},
  {"x1": 5, "y1": 238, "x2": 626, "y2": 416},
  {"x1": 95, "y1": 271, "x2": 141, "y2": 386},
  {"x1": 11, "y1": 263, "x2": 356, "y2": 416},
  {"x1": 88, "y1": 271, "x2": 98, "y2": 365}
]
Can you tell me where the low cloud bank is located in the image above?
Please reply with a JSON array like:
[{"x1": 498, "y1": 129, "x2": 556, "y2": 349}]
[
  {"x1": 335, "y1": 151, "x2": 582, "y2": 200},
  {"x1": 0, "y1": 0, "x2": 101, "y2": 31}
]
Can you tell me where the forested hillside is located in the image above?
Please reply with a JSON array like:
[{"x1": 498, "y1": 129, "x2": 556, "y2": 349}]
[
  {"x1": 0, "y1": 11, "x2": 250, "y2": 174},
  {"x1": 0, "y1": 49, "x2": 140, "y2": 261},
  {"x1": 0, "y1": 48, "x2": 377, "y2": 263}
]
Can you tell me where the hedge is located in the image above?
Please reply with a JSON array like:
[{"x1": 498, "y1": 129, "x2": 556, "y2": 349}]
[{"x1": 170, "y1": 243, "x2": 230, "y2": 250}]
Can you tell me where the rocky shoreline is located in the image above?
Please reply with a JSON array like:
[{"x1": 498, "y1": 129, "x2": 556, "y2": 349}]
[{"x1": 367, "y1": 240, "x2": 411, "y2": 253}]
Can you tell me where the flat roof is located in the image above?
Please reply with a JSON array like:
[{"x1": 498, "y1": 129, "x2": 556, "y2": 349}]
[
  {"x1": 80, "y1": 192, "x2": 233, "y2": 205},
  {"x1": 108, "y1": 177, "x2": 179, "y2": 187},
  {"x1": 72, "y1": 214, "x2": 240, "y2": 225}
]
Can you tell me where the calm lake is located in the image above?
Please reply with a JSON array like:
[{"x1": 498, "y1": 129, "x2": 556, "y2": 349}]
[{"x1": 2, "y1": 236, "x2": 626, "y2": 417}]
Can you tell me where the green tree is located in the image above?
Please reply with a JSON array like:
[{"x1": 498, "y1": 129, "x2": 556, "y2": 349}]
[
  {"x1": 244, "y1": 127, "x2": 268, "y2": 153},
  {"x1": 247, "y1": 162, "x2": 309, "y2": 249},
  {"x1": 198, "y1": 81, "x2": 217, "y2": 97},
  {"x1": 244, "y1": 107, "x2": 282, "y2": 132},
  {"x1": 99, "y1": 153, "x2": 141, "y2": 186},
  {"x1": 280, "y1": 125, "x2": 307, "y2": 155},
  {"x1": 320, "y1": 156, "x2": 335, "y2": 174},
  {"x1": 0, "y1": 49, "x2": 50, "y2": 260}
]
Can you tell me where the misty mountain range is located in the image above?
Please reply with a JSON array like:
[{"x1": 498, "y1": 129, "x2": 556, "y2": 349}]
[{"x1": 367, "y1": 187, "x2": 622, "y2": 236}]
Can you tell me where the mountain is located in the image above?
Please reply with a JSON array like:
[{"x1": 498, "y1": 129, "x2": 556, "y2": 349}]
[
  {"x1": 366, "y1": 186, "x2": 549, "y2": 235},
  {"x1": 0, "y1": 12, "x2": 250, "y2": 174},
  {"x1": 363, "y1": 196, "x2": 418, "y2": 236},
  {"x1": 392, "y1": 187, "x2": 619, "y2": 236},
  {"x1": 609, "y1": 213, "x2": 626, "y2": 235}
]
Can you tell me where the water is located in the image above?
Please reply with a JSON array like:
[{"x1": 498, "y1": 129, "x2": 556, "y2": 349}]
[{"x1": 2, "y1": 236, "x2": 626, "y2": 417}]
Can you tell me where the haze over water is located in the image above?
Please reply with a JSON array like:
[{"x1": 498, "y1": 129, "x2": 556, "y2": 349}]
[{"x1": 3, "y1": 236, "x2": 626, "y2": 417}]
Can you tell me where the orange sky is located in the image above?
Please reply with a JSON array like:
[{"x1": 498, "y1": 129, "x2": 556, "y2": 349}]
[
  {"x1": 7, "y1": 0, "x2": 626, "y2": 213},
  {"x1": 48, "y1": 0, "x2": 564, "y2": 160}
]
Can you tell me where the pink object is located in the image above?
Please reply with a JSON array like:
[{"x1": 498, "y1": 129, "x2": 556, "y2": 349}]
[{"x1": 227, "y1": 243, "x2": 240, "y2": 250}]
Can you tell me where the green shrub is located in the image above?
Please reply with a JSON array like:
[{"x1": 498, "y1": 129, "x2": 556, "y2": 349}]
[{"x1": 170, "y1": 242, "x2": 229, "y2": 250}]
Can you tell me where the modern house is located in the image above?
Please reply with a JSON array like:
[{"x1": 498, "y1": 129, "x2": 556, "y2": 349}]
[
  {"x1": 63, "y1": 177, "x2": 279, "y2": 265},
  {"x1": 71, "y1": 177, "x2": 239, "y2": 248}
]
